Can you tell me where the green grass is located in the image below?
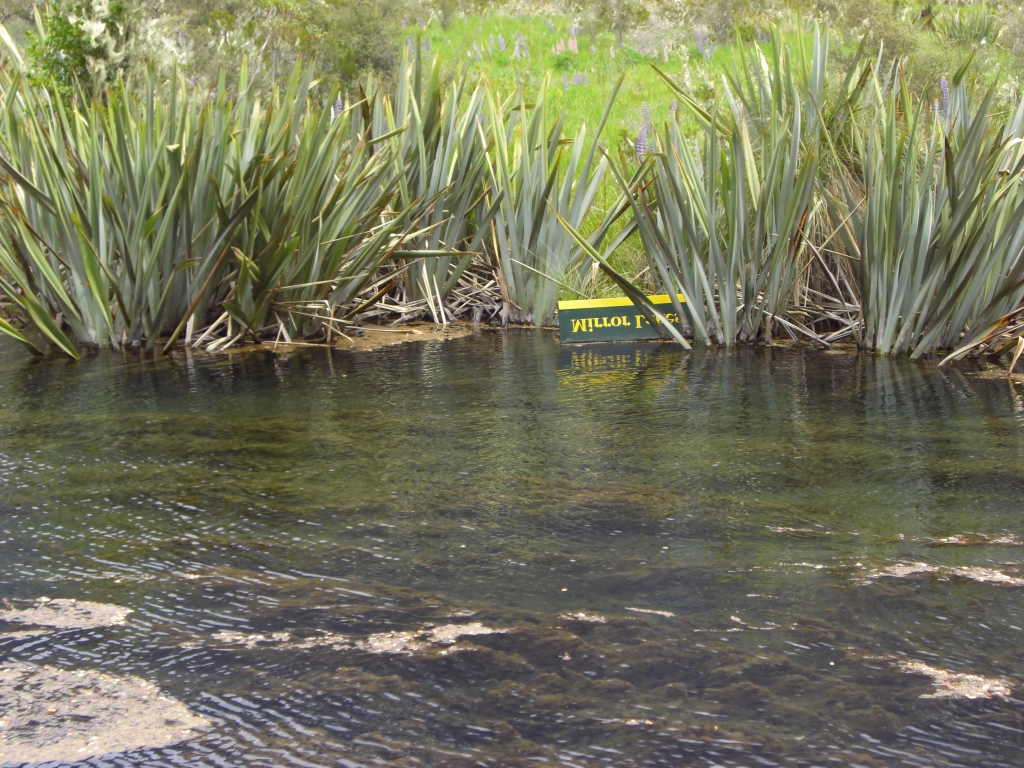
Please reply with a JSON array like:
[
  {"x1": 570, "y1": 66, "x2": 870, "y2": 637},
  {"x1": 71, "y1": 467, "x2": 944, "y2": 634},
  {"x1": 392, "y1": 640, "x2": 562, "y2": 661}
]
[{"x1": 412, "y1": 16, "x2": 704, "y2": 146}]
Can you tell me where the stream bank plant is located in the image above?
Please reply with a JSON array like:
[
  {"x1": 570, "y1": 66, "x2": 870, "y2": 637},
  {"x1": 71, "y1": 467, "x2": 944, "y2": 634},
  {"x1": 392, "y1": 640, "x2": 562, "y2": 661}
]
[
  {"x1": 481, "y1": 71, "x2": 623, "y2": 325},
  {"x1": 1, "y1": 19, "x2": 1023, "y2": 361},
  {"x1": 366, "y1": 50, "x2": 501, "y2": 322},
  {"x1": 0, "y1": 33, "x2": 415, "y2": 358},
  {"x1": 605, "y1": 25, "x2": 840, "y2": 346},
  {"x1": 591, "y1": 23, "x2": 1024, "y2": 358},
  {"x1": 831, "y1": 60, "x2": 1024, "y2": 358},
  {"x1": 0, "y1": 30, "x2": 623, "y2": 356}
]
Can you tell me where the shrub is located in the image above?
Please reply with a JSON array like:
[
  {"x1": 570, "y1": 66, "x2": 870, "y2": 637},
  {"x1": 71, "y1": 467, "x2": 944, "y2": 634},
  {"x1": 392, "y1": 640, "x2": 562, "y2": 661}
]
[{"x1": 27, "y1": 0, "x2": 132, "y2": 94}]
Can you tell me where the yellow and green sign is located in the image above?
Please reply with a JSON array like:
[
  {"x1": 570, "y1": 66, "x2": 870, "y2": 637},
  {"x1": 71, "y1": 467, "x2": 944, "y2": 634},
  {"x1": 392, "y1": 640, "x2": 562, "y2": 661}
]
[{"x1": 557, "y1": 295, "x2": 689, "y2": 343}]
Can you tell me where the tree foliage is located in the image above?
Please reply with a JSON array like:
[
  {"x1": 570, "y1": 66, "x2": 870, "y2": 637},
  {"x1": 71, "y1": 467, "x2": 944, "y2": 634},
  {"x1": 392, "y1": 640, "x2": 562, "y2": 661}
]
[{"x1": 139, "y1": 0, "x2": 399, "y2": 89}]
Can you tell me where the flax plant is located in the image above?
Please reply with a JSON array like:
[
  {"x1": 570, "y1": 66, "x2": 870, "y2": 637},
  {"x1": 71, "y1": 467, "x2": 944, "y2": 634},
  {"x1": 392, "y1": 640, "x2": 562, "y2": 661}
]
[
  {"x1": 373, "y1": 48, "x2": 502, "y2": 319},
  {"x1": 612, "y1": 26, "x2": 831, "y2": 346},
  {"x1": 0, "y1": 28, "x2": 405, "y2": 356},
  {"x1": 831, "y1": 62, "x2": 1024, "y2": 357},
  {"x1": 481, "y1": 73, "x2": 621, "y2": 325},
  {"x1": 210, "y1": 73, "x2": 407, "y2": 350},
  {"x1": 934, "y1": 3, "x2": 1004, "y2": 47}
]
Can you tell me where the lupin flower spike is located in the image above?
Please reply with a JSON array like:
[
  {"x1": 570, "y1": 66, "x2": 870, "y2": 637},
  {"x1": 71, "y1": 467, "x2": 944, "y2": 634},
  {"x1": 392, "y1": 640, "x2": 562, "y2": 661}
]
[{"x1": 636, "y1": 124, "x2": 648, "y2": 160}]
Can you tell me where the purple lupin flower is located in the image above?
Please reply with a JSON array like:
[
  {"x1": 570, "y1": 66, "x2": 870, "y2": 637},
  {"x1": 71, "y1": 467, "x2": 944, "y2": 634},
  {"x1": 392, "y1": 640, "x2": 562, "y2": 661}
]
[
  {"x1": 517, "y1": 32, "x2": 528, "y2": 57},
  {"x1": 512, "y1": 40, "x2": 521, "y2": 58},
  {"x1": 642, "y1": 101, "x2": 652, "y2": 134},
  {"x1": 546, "y1": 19, "x2": 553, "y2": 33},
  {"x1": 333, "y1": 97, "x2": 344, "y2": 117},
  {"x1": 636, "y1": 124, "x2": 647, "y2": 160},
  {"x1": 670, "y1": 100, "x2": 678, "y2": 113},
  {"x1": 583, "y1": 73, "x2": 589, "y2": 85},
  {"x1": 490, "y1": 34, "x2": 494, "y2": 55},
  {"x1": 591, "y1": 44, "x2": 596, "y2": 55},
  {"x1": 498, "y1": 34, "x2": 506, "y2": 52},
  {"x1": 563, "y1": 74, "x2": 569, "y2": 91},
  {"x1": 473, "y1": 42, "x2": 481, "y2": 62},
  {"x1": 940, "y1": 76, "x2": 950, "y2": 119},
  {"x1": 425, "y1": 38, "x2": 431, "y2": 55},
  {"x1": 695, "y1": 30, "x2": 714, "y2": 61}
]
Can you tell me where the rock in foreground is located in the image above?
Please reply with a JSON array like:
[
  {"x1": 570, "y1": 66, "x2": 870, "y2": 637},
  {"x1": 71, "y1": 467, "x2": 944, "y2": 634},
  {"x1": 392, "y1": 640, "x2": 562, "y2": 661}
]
[{"x1": 0, "y1": 662, "x2": 208, "y2": 765}]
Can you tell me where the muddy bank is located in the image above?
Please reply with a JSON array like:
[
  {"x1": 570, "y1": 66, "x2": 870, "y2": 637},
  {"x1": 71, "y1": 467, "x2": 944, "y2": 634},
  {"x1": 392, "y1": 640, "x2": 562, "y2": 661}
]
[{"x1": 270, "y1": 322, "x2": 477, "y2": 353}]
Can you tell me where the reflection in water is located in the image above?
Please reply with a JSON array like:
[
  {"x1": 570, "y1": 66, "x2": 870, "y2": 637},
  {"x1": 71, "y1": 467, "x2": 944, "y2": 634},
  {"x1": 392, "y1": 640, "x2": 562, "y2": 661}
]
[{"x1": 1, "y1": 331, "x2": 1024, "y2": 765}]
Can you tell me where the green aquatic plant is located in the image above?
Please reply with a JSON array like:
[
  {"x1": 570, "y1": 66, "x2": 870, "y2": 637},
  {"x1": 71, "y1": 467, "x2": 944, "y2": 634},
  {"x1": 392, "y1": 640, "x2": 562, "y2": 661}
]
[
  {"x1": 0, "y1": 17, "x2": 1022, "y2": 359},
  {"x1": 368, "y1": 47, "x2": 502, "y2": 319}
]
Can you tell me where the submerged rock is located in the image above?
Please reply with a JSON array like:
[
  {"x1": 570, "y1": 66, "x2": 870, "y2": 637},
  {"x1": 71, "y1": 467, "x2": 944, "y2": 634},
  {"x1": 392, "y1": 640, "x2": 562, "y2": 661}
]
[
  {"x1": 897, "y1": 661, "x2": 1014, "y2": 699},
  {"x1": 624, "y1": 607, "x2": 675, "y2": 618},
  {"x1": 211, "y1": 622, "x2": 508, "y2": 656},
  {"x1": 0, "y1": 662, "x2": 208, "y2": 764},
  {"x1": 918, "y1": 533, "x2": 1023, "y2": 547},
  {"x1": 0, "y1": 598, "x2": 131, "y2": 630},
  {"x1": 557, "y1": 612, "x2": 607, "y2": 624},
  {"x1": 209, "y1": 630, "x2": 298, "y2": 649},
  {"x1": 356, "y1": 622, "x2": 508, "y2": 655},
  {"x1": 864, "y1": 562, "x2": 1024, "y2": 586}
]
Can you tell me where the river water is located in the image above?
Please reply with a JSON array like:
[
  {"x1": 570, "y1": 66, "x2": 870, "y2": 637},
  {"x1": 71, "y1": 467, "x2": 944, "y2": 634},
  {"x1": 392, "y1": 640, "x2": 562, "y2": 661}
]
[{"x1": 2, "y1": 330, "x2": 1024, "y2": 767}]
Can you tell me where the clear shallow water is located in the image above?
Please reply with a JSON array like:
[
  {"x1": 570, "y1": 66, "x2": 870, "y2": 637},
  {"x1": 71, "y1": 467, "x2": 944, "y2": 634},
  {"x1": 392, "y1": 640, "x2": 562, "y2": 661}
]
[{"x1": 2, "y1": 331, "x2": 1024, "y2": 766}]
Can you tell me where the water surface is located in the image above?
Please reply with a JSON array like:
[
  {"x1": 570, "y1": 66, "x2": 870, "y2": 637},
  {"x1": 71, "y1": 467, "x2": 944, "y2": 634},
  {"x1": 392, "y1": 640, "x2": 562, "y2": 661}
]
[{"x1": 2, "y1": 331, "x2": 1024, "y2": 766}]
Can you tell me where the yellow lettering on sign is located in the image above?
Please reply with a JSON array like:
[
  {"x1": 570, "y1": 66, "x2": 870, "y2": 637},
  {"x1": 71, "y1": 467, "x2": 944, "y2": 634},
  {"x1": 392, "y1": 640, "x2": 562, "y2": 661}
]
[{"x1": 571, "y1": 318, "x2": 587, "y2": 333}]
